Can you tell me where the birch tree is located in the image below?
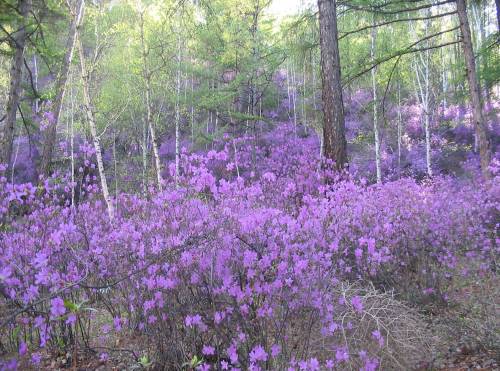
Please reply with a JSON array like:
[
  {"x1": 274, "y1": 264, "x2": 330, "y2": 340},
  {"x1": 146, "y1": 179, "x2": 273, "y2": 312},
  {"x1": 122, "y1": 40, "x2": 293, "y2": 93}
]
[
  {"x1": 371, "y1": 15, "x2": 382, "y2": 183},
  {"x1": 40, "y1": 0, "x2": 85, "y2": 176},
  {"x1": 411, "y1": 13, "x2": 433, "y2": 178},
  {"x1": 77, "y1": 37, "x2": 114, "y2": 220},
  {"x1": 139, "y1": 9, "x2": 163, "y2": 190},
  {"x1": 175, "y1": 15, "x2": 182, "y2": 187}
]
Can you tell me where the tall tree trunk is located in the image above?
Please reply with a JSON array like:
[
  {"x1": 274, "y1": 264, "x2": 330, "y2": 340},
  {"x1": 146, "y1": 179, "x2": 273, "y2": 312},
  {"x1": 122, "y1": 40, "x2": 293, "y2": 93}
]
[
  {"x1": 139, "y1": 11, "x2": 162, "y2": 190},
  {"x1": 371, "y1": 17, "x2": 381, "y2": 183},
  {"x1": 397, "y1": 80, "x2": 402, "y2": 173},
  {"x1": 40, "y1": 0, "x2": 85, "y2": 176},
  {"x1": 302, "y1": 56, "x2": 308, "y2": 134},
  {"x1": 141, "y1": 114, "x2": 148, "y2": 195},
  {"x1": 175, "y1": 28, "x2": 182, "y2": 187},
  {"x1": 286, "y1": 64, "x2": 292, "y2": 123},
  {"x1": 411, "y1": 14, "x2": 433, "y2": 178},
  {"x1": 456, "y1": 0, "x2": 492, "y2": 179},
  {"x1": 291, "y1": 62, "x2": 297, "y2": 131},
  {"x1": 1, "y1": 0, "x2": 30, "y2": 168},
  {"x1": 145, "y1": 79, "x2": 162, "y2": 190},
  {"x1": 476, "y1": 1, "x2": 491, "y2": 105},
  {"x1": 471, "y1": 2, "x2": 489, "y2": 104},
  {"x1": 317, "y1": 0, "x2": 347, "y2": 171},
  {"x1": 495, "y1": 0, "x2": 500, "y2": 31},
  {"x1": 113, "y1": 130, "x2": 118, "y2": 201},
  {"x1": 191, "y1": 74, "x2": 194, "y2": 142},
  {"x1": 312, "y1": 52, "x2": 317, "y2": 115},
  {"x1": 70, "y1": 72, "x2": 75, "y2": 209},
  {"x1": 77, "y1": 38, "x2": 114, "y2": 220},
  {"x1": 34, "y1": 55, "x2": 39, "y2": 113},
  {"x1": 424, "y1": 15, "x2": 432, "y2": 178},
  {"x1": 441, "y1": 47, "x2": 447, "y2": 109}
]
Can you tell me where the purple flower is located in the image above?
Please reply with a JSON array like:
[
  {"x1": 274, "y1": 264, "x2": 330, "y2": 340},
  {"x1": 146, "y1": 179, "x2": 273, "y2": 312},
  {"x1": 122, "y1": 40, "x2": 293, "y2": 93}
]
[
  {"x1": 351, "y1": 296, "x2": 363, "y2": 313},
  {"x1": 309, "y1": 358, "x2": 320, "y2": 370},
  {"x1": 202, "y1": 345, "x2": 215, "y2": 356},
  {"x1": 227, "y1": 345, "x2": 238, "y2": 364},
  {"x1": 2, "y1": 358, "x2": 18, "y2": 370},
  {"x1": 31, "y1": 352, "x2": 42, "y2": 365},
  {"x1": 66, "y1": 313, "x2": 77, "y2": 325},
  {"x1": 372, "y1": 330, "x2": 384, "y2": 347},
  {"x1": 355, "y1": 248, "x2": 363, "y2": 259},
  {"x1": 113, "y1": 317, "x2": 122, "y2": 331},
  {"x1": 363, "y1": 358, "x2": 379, "y2": 371},
  {"x1": 249, "y1": 345, "x2": 268, "y2": 363},
  {"x1": 271, "y1": 344, "x2": 281, "y2": 357},
  {"x1": 335, "y1": 347, "x2": 349, "y2": 362},
  {"x1": 19, "y1": 340, "x2": 27, "y2": 355},
  {"x1": 50, "y1": 297, "x2": 66, "y2": 318}
]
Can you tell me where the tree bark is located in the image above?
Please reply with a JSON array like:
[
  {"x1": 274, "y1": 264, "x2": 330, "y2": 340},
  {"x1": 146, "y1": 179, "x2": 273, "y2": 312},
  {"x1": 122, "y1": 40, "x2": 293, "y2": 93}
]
[
  {"x1": 70, "y1": 72, "x2": 75, "y2": 209},
  {"x1": 77, "y1": 37, "x2": 114, "y2": 220},
  {"x1": 495, "y1": 0, "x2": 500, "y2": 31},
  {"x1": 175, "y1": 27, "x2": 182, "y2": 187},
  {"x1": 302, "y1": 56, "x2": 307, "y2": 134},
  {"x1": 1, "y1": 0, "x2": 30, "y2": 168},
  {"x1": 456, "y1": 0, "x2": 491, "y2": 179},
  {"x1": 371, "y1": 16, "x2": 381, "y2": 183},
  {"x1": 139, "y1": 11, "x2": 163, "y2": 190},
  {"x1": 317, "y1": 0, "x2": 347, "y2": 171},
  {"x1": 397, "y1": 80, "x2": 402, "y2": 173},
  {"x1": 441, "y1": 47, "x2": 447, "y2": 109},
  {"x1": 34, "y1": 55, "x2": 39, "y2": 113},
  {"x1": 411, "y1": 14, "x2": 433, "y2": 178},
  {"x1": 40, "y1": 0, "x2": 85, "y2": 176}
]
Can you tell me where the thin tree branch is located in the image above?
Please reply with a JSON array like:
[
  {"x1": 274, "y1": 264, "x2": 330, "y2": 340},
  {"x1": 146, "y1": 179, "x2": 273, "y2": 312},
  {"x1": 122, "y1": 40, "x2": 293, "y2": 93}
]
[
  {"x1": 343, "y1": 26, "x2": 460, "y2": 86},
  {"x1": 23, "y1": 56, "x2": 41, "y2": 100},
  {"x1": 339, "y1": 10, "x2": 457, "y2": 39},
  {"x1": 343, "y1": 0, "x2": 454, "y2": 15}
]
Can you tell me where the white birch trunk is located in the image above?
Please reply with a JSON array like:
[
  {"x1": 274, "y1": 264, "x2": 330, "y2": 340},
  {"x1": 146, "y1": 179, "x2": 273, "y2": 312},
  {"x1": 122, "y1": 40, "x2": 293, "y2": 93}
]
[
  {"x1": 286, "y1": 64, "x2": 292, "y2": 122},
  {"x1": 411, "y1": 17, "x2": 433, "y2": 178},
  {"x1": 175, "y1": 29, "x2": 182, "y2": 187},
  {"x1": 291, "y1": 63, "x2": 298, "y2": 134},
  {"x1": 191, "y1": 74, "x2": 194, "y2": 142},
  {"x1": 371, "y1": 19, "x2": 382, "y2": 183},
  {"x1": 140, "y1": 12, "x2": 162, "y2": 190},
  {"x1": 441, "y1": 48, "x2": 447, "y2": 109},
  {"x1": 34, "y1": 55, "x2": 39, "y2": 113},
  {"x1": 302, "y1": 56, "x2": 308, "y2": 134},
  {"x1": 397, "y1": 80, "x2": 402, "y2": 172},
  {"x1": 77, "y1": 38, "x2": 114, "y2": 220},
  {"x1": 424, "y1": 15, "x2": 433, "y2": 178},
  {"x1": 70, "y1": 72, "x2": 75, "y2": 209}
]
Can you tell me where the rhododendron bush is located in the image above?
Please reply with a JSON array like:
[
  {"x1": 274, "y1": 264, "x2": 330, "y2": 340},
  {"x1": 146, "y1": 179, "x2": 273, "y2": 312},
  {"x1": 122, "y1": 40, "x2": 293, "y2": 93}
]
[{"x1": 0, "y1": 124, "x2": 498, "y2": 370}]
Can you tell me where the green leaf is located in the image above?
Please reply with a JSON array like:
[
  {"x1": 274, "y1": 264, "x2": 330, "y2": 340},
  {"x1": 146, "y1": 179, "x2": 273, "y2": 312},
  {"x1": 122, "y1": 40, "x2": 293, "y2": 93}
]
[{"x1": 63, "y1": 299, "x2": 79, "y2": 312}]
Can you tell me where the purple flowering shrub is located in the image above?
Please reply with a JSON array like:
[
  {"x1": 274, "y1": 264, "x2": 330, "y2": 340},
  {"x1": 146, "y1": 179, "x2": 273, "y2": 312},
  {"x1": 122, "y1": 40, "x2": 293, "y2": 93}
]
[{"x1": 0, "y1": 121, "x2": 498, "y2": 370}]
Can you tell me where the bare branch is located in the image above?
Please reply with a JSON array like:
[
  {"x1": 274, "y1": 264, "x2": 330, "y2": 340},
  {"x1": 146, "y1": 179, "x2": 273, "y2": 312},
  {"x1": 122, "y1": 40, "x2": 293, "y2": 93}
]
[
  {"x1": 343, "y1": 26, "x2": 460, "y2": 86},
  {"x1": 339, "y1": 10, "x2": 457, "y2": 39}
]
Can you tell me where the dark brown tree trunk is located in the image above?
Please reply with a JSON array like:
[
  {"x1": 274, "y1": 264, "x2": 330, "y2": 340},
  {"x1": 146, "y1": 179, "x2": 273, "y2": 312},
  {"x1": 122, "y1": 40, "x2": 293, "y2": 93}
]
[
  {"x1": 1, "y1": 0, "x2": 30, "y2": 168},
  {"x1": 456, "y1": 0, "x2": 491, "y2": 179},
  {"x1": 317, "y1": 0, "x2": 347, "y2": 171},
  {"x1": 40, "y1": 0, "x2": 85, "y2": 176}
]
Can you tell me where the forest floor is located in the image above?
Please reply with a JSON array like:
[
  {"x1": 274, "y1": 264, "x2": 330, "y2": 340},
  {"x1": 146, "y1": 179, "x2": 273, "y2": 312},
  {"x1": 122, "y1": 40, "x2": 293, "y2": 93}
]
[
  {"x1": 23, "y1": 340, "x2": 499, "y2": 371},
  {"x1": 15, "y1": 290, "x2": 499, "y2": 371}
]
